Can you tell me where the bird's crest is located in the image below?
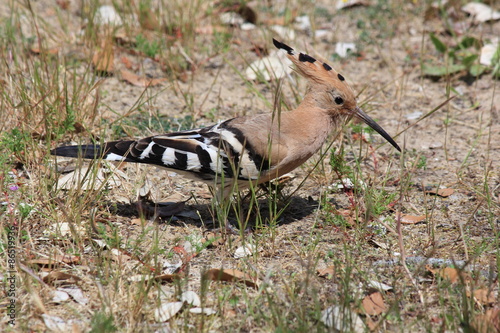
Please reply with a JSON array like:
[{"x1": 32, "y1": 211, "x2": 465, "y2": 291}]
[{"x1": 273, "y1": 38, "x2": 346, "y2": 87}]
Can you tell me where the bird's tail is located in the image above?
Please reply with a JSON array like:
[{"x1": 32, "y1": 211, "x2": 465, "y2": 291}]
[
  {"x1": 51, "y1": 144, "x2": 104, "y2": 159},
  {"x1": 50, "y1": 141, "x2": 136, "y2": 162}
]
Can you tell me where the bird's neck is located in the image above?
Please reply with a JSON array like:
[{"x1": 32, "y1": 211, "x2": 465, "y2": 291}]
[{"x1": 281, "y1": 93, "x2": 338, "y2": 154}]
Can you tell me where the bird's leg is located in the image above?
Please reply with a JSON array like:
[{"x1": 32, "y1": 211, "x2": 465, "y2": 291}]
[{"x1": 208, "y1": 183, "x2": 233, "y2": 233}]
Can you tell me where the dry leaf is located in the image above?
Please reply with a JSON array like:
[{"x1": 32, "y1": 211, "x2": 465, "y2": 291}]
[
  {"x1": 154, "y1": 302, "x2": 183, "y2": 322},
  {"x1": 362, "y1": 292, "x2": 387, "y2": 316},
  {"x1": 93, "y1": 239, "x2": 107, "y2": 249},
  {"x1": 128, "y1": 274, "x2": 150, "y2": 282},
  {"x1": 44, "y1": 222, "x2": 85, "y2": 238},
  {"x1": 195, "y1": 25, "x2": 226, "y2": 34},
  {"x1": 51, "y1": 290, "x2": 70, "y2": 303},
  {"x1": 321, "y1": 305, "x2": 366, "y2": 332},
  {"x1": 110, "y1": 248, "x2": 132, "y2": 263},
  {"x1": 73, "y1": 122, "x2": 85, "y2": 134},
  {"x1": 42, "y1": 314, "x2": 82, "y2": 332},
  {"x1": 154, "y1": 273, "x2": 178, "y2": 282},
  {"x1": 59, "y1": 286, "x2": 88, "y2": 305},
  {"x1": 336, "y1": 209, "x2": 359, "y2": 226},
  {"x1": 425, "y1": 188, "x2": 455, "y2": 197},
  {"x1": 485, "y1": 308, "x2": 500, "y2": 331},
  {"x1": 138, "y1": 7, "x2": 160, "y2": 31},
  {"x1": 426, "y1": 265, "x2": 470, "y2": 284},
  {"x1": 180, "y1": 291, "x2": 200, "y2": 307},
  {"x1": 201, "y1": 232, "x2": 224, "y2": 247},
  {"x1": 163, "y1": 259, "x2": 183, "y2": 275},
  {"x1": 234, "y1": 244, "x2": 257, "y2": 259},
  {"x1": 120, "y1": 56, "x2": 135, "y2": 69},
  {"x1": 395, "y1": 212, "x2": 426, "y2": 224},
  {"x1": 336, "y1": 0, "x2": 369, "y2": 10},
  {"x1": 462, "y1": 3, "x2": 500, "y2": 23},
  {"x1": 30, "y1": 45, "x2": 59, "y2": 55},
  {"x1": 368, "y1": 280, "x2": 393, "y2": 292},
  {"x1": 471, "y1": 308, "x2": 500, "y2": 333},
  {"x1": 56, "y1": 165, "x2": 124, "y2": 191},
  {"x1": 224, "y1": 308, "x2": 237, "y2": 318},
  {"x1": 92, "y1": 41, "x2": 114, "y2": 73},
  {"x1": 203, "y1": 268, "x2": 259, "y2": 288},
  {"x1": 368, "y1": 238, "x2": 390, "y2": 250},
  {"x1": 55, "y1": 254, "x2": 81, "y2": 265},
  {"x1": 189, "y1": 307, "x2": 217, "y2": 315},
  {"x1": 114, "y1": 27, "x2": 136, "y2": 46},
  {"x1": 197, "y1": 189, "x2": 213, "y2": 199},
  {"x1": 120, "y1": 69, "x2": 167, "y2": 87},
  {"x1": 480, "y1": 43, "x2": 500, "y2": 66},
  {"x1": 317, "y1": 266, "x2": 335, "y2": 279},
  {"x1": 365, "y1": 316, "x2": 378, "y2": 331},
  {"x1": 55, "y1": 0, "x2": 69, "y2": 10},
  {"x1": 130, "y1": 218, "x2": 143, "y2": 225},
  {"x1": 472, "y1": 289, "x2": 496, "y2": 305},
  {"x1": 27, "y1": 255, "x2": 80, "y2": 267},
  {"x1": 43, "y1": 271, "x2": 81, "y2": 284}
]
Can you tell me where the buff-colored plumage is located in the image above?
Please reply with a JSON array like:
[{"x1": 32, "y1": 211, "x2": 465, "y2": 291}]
[{"x1": 51, "y1": 39, "x2": 400, "y2": 201}]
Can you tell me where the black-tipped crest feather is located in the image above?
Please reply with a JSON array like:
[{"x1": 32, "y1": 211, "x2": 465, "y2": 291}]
[
  {"x1": 298, "y1": 53, "x2": 316, "y2": 63},
  {"x1": 272, "y1": 38, "x2": 294, "y2": 54},
  {"x1": 323, "y1": 63, "x2": 332, "y2": 71}
]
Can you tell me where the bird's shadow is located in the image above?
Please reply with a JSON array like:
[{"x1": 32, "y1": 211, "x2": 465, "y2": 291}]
[{"x1": 105, "y1": 195, "x2": 319, "y2": 230}]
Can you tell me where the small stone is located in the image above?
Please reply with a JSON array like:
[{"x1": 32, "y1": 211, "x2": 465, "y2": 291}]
[
  {"x1": 220, "y1": 12, "x2": 244, "y2": 26},
  {"x1": 294, "y1": 16, "x2": 311, "y2": 31},
  {"x1": 180, "y1": 291, "x2": 201, "y2": 307},
  {"x1": 189, "y1": 307, "x2": 217, "y2": 315},
  {"x1": 95, "y1": 5, "x2": 122, "y2": 26},
  {"x1": 405, "y1": 111, "x2": 422, "y2": 120},
  {"x1": 240, "y1": 23, "x2": 256, "y2": 30},
  {"x1": 270, "y1": 25, "x2": 296, "y2": 40},
  {"x1": 335, "y1": 43, "x2": 356, "y2": 58}
]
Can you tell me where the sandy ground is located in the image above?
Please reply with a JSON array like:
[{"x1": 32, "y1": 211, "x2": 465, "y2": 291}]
[{"x1": 2, "y1": 0, "x2": 499, "y2": 331}]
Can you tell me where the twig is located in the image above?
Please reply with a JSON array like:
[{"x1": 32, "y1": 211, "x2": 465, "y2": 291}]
[
  {"x1": 372, "y1": 256, "x2": 495, "y2": 280},
  {"x1": 396, "y1": 209, "x2": 425, "y2": 304}
]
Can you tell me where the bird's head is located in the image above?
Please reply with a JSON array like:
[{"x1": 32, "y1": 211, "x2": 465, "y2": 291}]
[{"x1": 273, "y1": 38, "x2": 401, "y2": 152}]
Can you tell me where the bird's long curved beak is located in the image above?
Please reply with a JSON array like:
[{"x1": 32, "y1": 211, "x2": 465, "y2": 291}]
[{"x1": 354, "y1": 107, "x2": 401, "y2": 152}]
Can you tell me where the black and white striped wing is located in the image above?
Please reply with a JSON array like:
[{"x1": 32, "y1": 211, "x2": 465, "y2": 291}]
[{"x1": 51, "y1": 121, "x2": 271, "y2": 184}]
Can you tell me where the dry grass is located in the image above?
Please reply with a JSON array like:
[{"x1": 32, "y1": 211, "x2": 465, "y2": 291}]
[{"x1": 1, "y1": 0, "x2": 499, "y2": 332}]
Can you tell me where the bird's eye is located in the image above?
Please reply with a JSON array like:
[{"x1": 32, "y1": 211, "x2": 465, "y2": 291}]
[{"x1": 334, "y1": 97, "x2": 344, "y2": 105}]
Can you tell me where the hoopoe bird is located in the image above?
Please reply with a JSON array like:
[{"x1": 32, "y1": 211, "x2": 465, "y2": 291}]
[{"x1": 51, "y1": 39, "x2": 400, "y2": 201}]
